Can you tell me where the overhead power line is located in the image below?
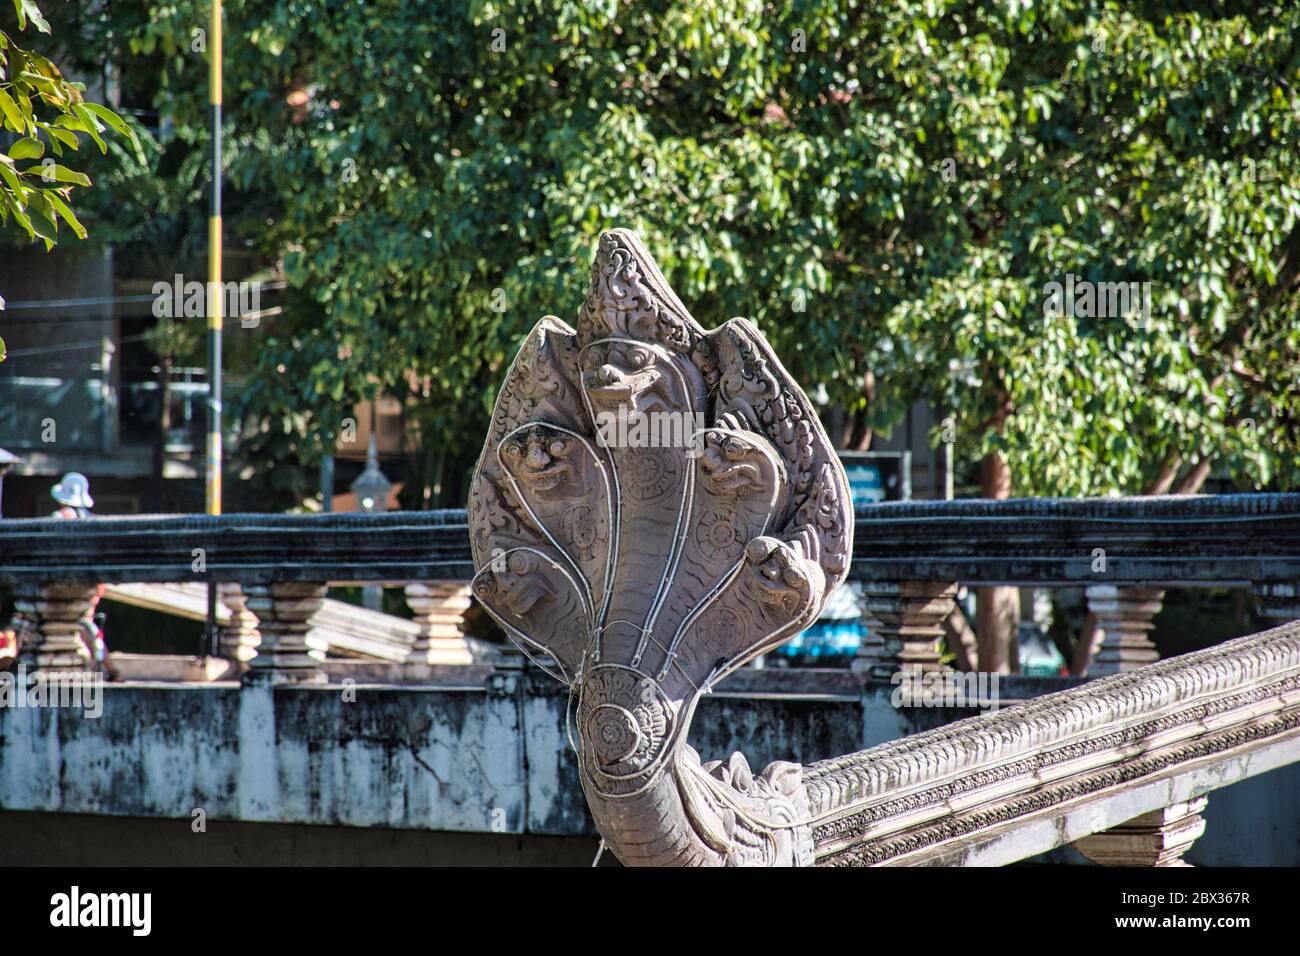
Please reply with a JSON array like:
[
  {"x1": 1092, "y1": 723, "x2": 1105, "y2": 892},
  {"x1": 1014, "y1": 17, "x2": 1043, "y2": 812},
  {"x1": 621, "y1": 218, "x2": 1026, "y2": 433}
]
[{"x1": 1, "y1": 282, "x2": 287, "y2": 312}]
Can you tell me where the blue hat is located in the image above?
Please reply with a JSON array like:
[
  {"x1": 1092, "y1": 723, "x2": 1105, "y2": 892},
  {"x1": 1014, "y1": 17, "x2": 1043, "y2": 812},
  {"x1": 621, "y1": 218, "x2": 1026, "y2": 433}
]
[{"x1": 51, "y1": 472, "x2": 94, "y2": 509}]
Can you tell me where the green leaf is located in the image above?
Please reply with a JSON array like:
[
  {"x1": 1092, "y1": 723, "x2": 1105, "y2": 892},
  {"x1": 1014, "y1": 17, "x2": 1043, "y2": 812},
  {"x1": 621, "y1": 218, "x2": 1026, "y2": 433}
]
[
  {"x1": 0, "y1": 86, "x2": 24, "y2": 132},
  {"x1": 8, "y1": 135, "x2": 41, "y2": 159},
  {"x1": 0, "y1": 158, "x2": 22, "y2": 198},
  {"x1": 82, "y1": 101, "x2": 135, "y2": 144},
  {"x1": 2, "y1": 191, "x2": 35, "y2": 239},
  {"x1": 25, "y1": 163, "x2": 89, "y2": 186},
  {"x1": 18, "y1": 0, "x2": 51, "y2": 34},
  {"x1": 26, "y1": 187, "x2": 57, "y2": 243},
  {"x1": 40, "y1": 123, "x2": 78, "y2": 149},
  {"x1": 44, "y1": 189, "x2": 85, "y2": 238},
  {"x1": 70, "y1": 103, "x2": 105, "y2": 153}
]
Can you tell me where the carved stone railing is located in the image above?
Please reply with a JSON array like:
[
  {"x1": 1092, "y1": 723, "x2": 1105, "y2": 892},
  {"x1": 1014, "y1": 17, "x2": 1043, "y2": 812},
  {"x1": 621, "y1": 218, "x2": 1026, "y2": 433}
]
[
  {"x1": 3, "y1": 493, "x2": 1295, "y2": 679},
  {"x1": 846, "y1": 493, "x2": 1300, "y2": 676},
  {"x1": 806, "y1": 621, "x2": 1300, "y2": 865},
  {"x1": 3, "y1": 494, "x2": 1295, "y2": 682},
  {"x1": 101, "y1": 582, "x2": 469, "y2": 665}
]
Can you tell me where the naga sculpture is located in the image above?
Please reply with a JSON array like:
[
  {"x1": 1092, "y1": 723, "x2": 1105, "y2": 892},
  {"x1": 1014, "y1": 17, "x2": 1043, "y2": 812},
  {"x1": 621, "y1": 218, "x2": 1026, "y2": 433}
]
[{"x1": 469, "y1": 228, "x2": 852, "y2": 866}]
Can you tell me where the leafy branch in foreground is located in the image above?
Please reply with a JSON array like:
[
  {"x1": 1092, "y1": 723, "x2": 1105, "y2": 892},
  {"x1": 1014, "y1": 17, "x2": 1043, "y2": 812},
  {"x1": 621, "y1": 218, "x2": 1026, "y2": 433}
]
[{"x1": 0, "y1": 0, "x2": 136, "y2": 321}]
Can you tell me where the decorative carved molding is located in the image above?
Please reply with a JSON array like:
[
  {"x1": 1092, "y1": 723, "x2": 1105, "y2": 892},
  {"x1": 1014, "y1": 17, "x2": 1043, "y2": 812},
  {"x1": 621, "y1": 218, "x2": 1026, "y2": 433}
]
[
  {"x1": 468, "y1": 228, "x2": 853, "y2": 866},
  {"x1": 805, "y1": 623, "x2": 1300, "y2": 865},
  {"x1": 1074, "y1": 797, "x2": 1208, "y2": 866}
]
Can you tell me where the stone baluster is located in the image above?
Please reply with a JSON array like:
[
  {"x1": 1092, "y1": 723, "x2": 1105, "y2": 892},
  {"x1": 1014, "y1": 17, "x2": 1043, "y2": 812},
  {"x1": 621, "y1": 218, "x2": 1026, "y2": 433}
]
[
  {"x1": 1085, "y1": 585, "x2": 1164, "y2": 676},
  {"x1": 218, "y1": 582, "x2": 261, "y2": 663},
  {"x1": 404, "y1": 581, "x2": 474, "y2": 670},
  {"x1": 853, "y1": 581, "x2": 959, "y2": 678},
  {"x1": 1254, "y1": 581, "x2": 1300, "y2": 624},
  {"x1": 242, "y1": 582, "x2": 328, "y2": 685},
  {"x1": 852, "y1": 612, "x2": 887, "y2": 677},
  {"x1": 1074, "y1": 797, "x2": 1208, "y2": 866},
  {"x1": 13, "y1": 583, "x2": 97, "y2": 673}
]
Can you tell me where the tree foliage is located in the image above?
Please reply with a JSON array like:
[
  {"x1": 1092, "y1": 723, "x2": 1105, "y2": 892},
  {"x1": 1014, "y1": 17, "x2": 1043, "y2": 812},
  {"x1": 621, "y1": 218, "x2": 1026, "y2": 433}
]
[{"x1": 75, "y1": 1, "x2": 1300, "y2": 501}]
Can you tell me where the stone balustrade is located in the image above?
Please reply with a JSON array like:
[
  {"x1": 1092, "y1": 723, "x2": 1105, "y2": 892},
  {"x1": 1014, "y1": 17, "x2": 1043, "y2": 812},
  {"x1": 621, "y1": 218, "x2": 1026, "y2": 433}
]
[
  {"x1": 1, "y1": 494, "x2": 1298, "y2": 683},
  {"x1": 0, "y1": 510, "x2": 476, "y2": 683},
  {"x1": 807, "y1": 620, "x2": 1300, "y2": 866},
  {"x1": 848, "y1": 494, "x2": 1300, "y2": 678},
  {"x1": 2, "y1": 496, "x2": 1299, "y2": 866}
]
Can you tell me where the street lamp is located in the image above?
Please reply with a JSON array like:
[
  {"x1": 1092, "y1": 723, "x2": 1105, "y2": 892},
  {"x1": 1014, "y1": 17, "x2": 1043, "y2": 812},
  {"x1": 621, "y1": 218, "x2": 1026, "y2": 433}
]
[
  {"x1": 350, "y1": 431, "x2": 392, "y2": 611},
  {"x1": 0, "y1": 447, "x2": 20, "y2": 518},
  {"x1": 350, "y1": 433, "x2": 392, "y2": 515}
]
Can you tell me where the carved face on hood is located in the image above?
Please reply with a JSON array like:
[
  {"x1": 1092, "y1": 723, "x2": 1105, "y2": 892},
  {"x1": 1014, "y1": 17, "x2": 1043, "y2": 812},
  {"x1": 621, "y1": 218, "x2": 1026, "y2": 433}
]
[
  {"x1": 699, "y1": 431, "x2": 772, "y2": 495},
  {"x1": 473, "y1": 549, "x2": 558, "y2": 617},
  {"x1": 580, "y1": 339, "x2": 674, "y2": 415},
  {"x1": 499, "y1": 425, "x2": 581, "y2": 497}
]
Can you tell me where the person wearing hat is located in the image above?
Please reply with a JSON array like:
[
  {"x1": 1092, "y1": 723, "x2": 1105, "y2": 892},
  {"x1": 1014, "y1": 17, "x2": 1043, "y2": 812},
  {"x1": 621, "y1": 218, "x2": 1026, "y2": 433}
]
[
  {"x1": 45, "y1": 472, "x2": 117, "y2": 678},
  {"x1": 50, "y1": 471, "x2": 94, "y2": 519}
]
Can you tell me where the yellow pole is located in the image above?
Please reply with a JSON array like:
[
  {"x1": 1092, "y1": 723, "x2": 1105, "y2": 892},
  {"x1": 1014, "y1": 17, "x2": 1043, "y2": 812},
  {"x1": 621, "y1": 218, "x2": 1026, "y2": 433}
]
[
  {"x1": 204, "y1": 0, "x2": 223, "y2": 657},
  {"x1": 206, "y1": 0, "x2": 223, "y2": 516}
]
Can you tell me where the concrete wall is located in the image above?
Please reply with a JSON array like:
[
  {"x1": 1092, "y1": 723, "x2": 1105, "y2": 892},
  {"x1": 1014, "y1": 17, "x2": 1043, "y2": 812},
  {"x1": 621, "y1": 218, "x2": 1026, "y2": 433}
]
[
  {"x1": 0, "y1": 671, "x2": 1294, "y2": 865},
  {"x1": 1188, "y1": 762, "x2": 1300, "y2": 867},
  {"x1": 0, "y1": 810, "x2": 612, "y2": 866}
]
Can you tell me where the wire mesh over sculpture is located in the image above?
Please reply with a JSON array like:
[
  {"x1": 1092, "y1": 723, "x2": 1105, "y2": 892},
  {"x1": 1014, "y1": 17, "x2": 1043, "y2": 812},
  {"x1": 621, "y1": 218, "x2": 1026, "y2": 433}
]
[{"x1": 468, "y1": 228, "x2": 853, "y2": 866}]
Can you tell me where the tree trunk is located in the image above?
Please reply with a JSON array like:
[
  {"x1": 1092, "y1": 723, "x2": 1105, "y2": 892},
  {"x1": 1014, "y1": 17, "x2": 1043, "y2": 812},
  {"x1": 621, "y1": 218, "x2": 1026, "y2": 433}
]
[
  {"x1": 1174, "y1": 457, "x2": 1214, "y2": 494},
  {"x1": 977, "y1": 450, "x2": 1020, "y2": 674},
  {"x1": 840, "y1": 369, "x2": 876, "y2": 451},
  {"x1": 1145, "y1": 453, "x2": 1182, "y2": 495},
  {"x1": 942, "y1": 605, "x2": 979, "y2": 671}
]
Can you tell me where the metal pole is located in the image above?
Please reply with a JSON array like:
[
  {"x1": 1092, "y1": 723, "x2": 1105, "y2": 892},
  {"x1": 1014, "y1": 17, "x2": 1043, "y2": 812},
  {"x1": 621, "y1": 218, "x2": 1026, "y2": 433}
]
[
  {"x1": 206, "y1": 0, "x2": 223, "y2": 516},
  {"x1": 944, "y1": 435, "x2": 954, "y2": 500},
  {"x1": 205, "y1": 0, "x2": 223, "y2": 657},
  {"x1": 320, "y1": 454, "x2": 334, "y2": 512}
]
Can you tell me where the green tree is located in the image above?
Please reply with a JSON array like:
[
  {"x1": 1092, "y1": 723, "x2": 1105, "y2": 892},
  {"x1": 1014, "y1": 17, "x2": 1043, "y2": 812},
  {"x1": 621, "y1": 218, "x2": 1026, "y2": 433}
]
[{"x1": 87, "y1": 1, "x2": 1299, "y2": 502}]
